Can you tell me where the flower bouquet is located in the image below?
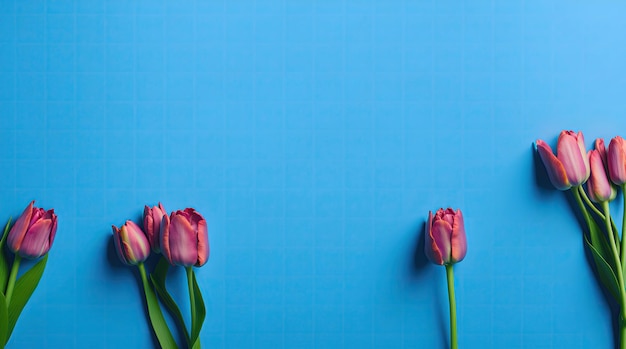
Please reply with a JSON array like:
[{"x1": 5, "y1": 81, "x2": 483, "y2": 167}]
[{"x1": 537, "y1": 131, "x2": 626, "y2": 347}]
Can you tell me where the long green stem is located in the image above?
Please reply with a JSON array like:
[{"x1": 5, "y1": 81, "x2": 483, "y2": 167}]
[
  {"x1": 579, "y1": 186, "x2": 621, "y2": 249},
  {"x1": 138, "y1": 263, "x2": 178, "y2": 349},
  {"x1": 445, "y1": 264, "x2": 457, "y2": 349},
  {"x1": 602, "y1": 202, "x2": 626, "y2": 322},
  {"x1": 186, "y1": 267, "x2": 197, "y2": 347},
  {"x1": 621, "y1": 184, "x2": 626, "y2": 269},
  {"x1": 5, "y1": 255, "x2": 21, "y2": 305}
]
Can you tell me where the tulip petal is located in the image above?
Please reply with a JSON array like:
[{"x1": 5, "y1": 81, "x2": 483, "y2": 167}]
[
  {"x1": 19, "y1": 219, "x2": 52, "y2": 259},
  {"x1": 144, "y1": 206, "x2": 154, "y2": 240},
  {"x1": 169, "y1": 214, "x2": 199, "y2": 266},
  {"x1": 536, "y1": 140, "x2": 571, "y2": 190},
  {"x1": 595, "y1": 138, "x2": 607, "y2": 167},
  {"x1": 112, "y1": 225, "x2": 129, "y2": 265},
  {"x1": 558, "y1": 132, "x2": 588, "y2": 185},
  {"x1": 609, "y1": 137, "x2": 626, "y2": 185},
  {"x1": 160, "y1": 214, "x2": 172, "y2": 264},
  {"x1": 48, "y1": 212, "x2": 58, "y2": 248},
  {"x1": 195, "y1": 219, "x2": 209, "y2": 267},
  {"x1": 577, "y1": 131, "x2": 591, "y2": 178},
  {"x1": 424, "y1": 211, "x2": 442, "y2": 264},
  {"x1": 450, "y1": 210, "x2": 467, "y2": 263},
  {"x1": 7, "y1": 201, "x2": 34, "y2": 253},
  {"x1": 126, "y1": 221, "x2": 150, "y2": 263},
  {"x1": 430, "y1": 220, "x2": 453, "y2": 265},
  {"x1": 588, "y1": 150, "x2": 613, "y2": 202}
]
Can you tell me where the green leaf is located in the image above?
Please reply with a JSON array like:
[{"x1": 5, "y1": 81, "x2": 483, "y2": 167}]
[
  {"x1": 0, "y1": 218, "x2": 12, "y2": 293},
  {"x1": 585, "y1": 234, "x2": 621, "y2": 302},
  {"x1": 7, "y1": 254, "x2": 47, "y2": 339},
  {"x1": 150, "y1": 257, "x2": 190, "y2": 343},
  {"x1": 0, "y1": 291, "x2": 9, "y2": 346},
  {"x1": 138, "y1": 264, "x2": 178, "y2": 349},
  {"x1": 587, "y1": 213, "x2": 617, "y2": 272},
  {"x1": 189, "y1": 271, "x2": 206, "y2": 349}
]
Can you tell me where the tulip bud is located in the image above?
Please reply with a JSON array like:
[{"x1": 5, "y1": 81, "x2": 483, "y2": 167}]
[
  {"x1": 536, "y1": 130, "x2": 590, "y2": 190},
  {"x1": 143, "y1": 203, "x2": 167, "y2": 253},
  {"x1": 588, "y1": 147, "x2": 617, "y2": 203},
  {"x1": 161, "y1": 208, "x2": 209, "y2": 267},
  {"x1": 608, "y1": 136, "x2": 626, "y2": 185},
  {"x1": 112, "y1": 221, "x2": 151, "y2": 266},
  {"x1": 425, "y1": 208, "x2": 467, "y2": 265},
  {"x1": 7, "y1": 201, "x2": 57, "y2": 259}
]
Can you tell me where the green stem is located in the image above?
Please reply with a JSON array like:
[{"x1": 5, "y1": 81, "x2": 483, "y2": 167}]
[
  {"x1": 621, "y1": 184, "x2": 626, "y2": 270},
  {"x1": 445, "y1": 264, "x2": 458, "y2": 349},
  {"x1": 138, "y1": 263, "x2": 178, "y2": 349},
  {"x1": 579, "y1": 186, "x2": 606, "y2": 219},
  {"x1": 186, "y1": 267, "x2": 197, "y2": 347},
  {"x1": 602, "y1": 202, "x2": 626, "y2": 322},
  {"x1": 5, "y1": 255, "x2": 21, "y2": 305},
  {"x1": 579, "y1": 186, "x2": 621, "y2": 248}
]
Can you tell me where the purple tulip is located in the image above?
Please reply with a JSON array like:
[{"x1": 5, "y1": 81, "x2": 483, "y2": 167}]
[
  {"x1": 608, "y1": 136, "x2": 626, "y2": 185},
  {"x1": 536, "y1": 130, "x2": 590, "y2": 190},
  {"x1": 112, "y1": 221, "x2": 151, "y2": 266},
  {"x1": 161, "y1": 208, "x2": 209, "y2": 267},
  {"x1": 7, "y1": 201, "x2": 57, "y2": 259},
  {"x1": 425, "y1": 208, "x2": 467, "y2": 265},
  {"x1": 143, "y1": 203, "x2": 167, "y2": 253}
]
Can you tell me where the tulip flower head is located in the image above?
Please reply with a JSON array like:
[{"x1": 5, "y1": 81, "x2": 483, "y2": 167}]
[
  {"x1": 143, "y1": 202, "x2": 167, "y2": 253},
  {"x1": 112, "y1": 220, "x2": 151, "y2": 266},
  {"x1": 536, "y1": 130, "x2": 590, "y2": 190},
  {"x1": 587, "y1": 139, "x2": 617, "y2": 203},
  {"x1": 161, "y1": 208, "x2": 209, "y2": 267},
  {"x1": 7, "y1": 201, "x2": 57, "y2": 259},
  {"x1": 425, "y1": 208, "x2": 467, "y2": 265},
  {"x1": 608, "y1": 136, "x2": 626, "y2": 186}
]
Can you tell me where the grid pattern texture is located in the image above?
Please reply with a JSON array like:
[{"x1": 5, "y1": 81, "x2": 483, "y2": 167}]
[{"x1": 1, "y1": 0, "x2": 626, "y2": 348}]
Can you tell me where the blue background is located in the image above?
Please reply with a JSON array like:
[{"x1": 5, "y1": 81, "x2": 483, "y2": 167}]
[{"x1": 1, "y1": 0, "x2": 626, "y2": 348}]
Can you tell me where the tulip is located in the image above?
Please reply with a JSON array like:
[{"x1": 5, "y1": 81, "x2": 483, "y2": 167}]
[
  {"x1": 425, "y1": 208, "x2": 467, "y2": 265},
  {"x1": 608, "y1": 136, "x2": 626, "y2": 185},
  {"x1": 161, "y1": 208, "x2": 209, "y2": 267},
  {"x1": 112, "y1": 220, "x2": 151, "y2": 266},
  {"x1": 7, "y1": 201, "x2": 57, "y2": 259},
  {"x1": 144, "y1": 202, "x2": 167, "y2": 253},
  {"x1": 588, "y1": 150, "x2": 617, "y2": 203},
  {"x1": 536, "y1": 130, "x2": 590, "y2": 190}
]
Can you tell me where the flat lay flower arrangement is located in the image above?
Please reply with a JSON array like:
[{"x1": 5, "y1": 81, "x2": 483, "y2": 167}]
[
  {"x1": 537, "y1": 131, "x2": 626, "y2": 348},
  {"x1": 112, "y1": 203, "x2": 209, "y2": 349}
]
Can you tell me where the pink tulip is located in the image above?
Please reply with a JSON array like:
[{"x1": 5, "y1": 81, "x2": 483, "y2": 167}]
[
  {"x1": 161, "y1": 208, "x2": 209, "y2": 267},
  {"x1": 608, "y1": 136, "x2": 626, "y2": 185},
  {"x1": 143, "y1": 203, "x2": 167, "y2": 253},
  {"x1": 112, "y1": 221, "x2": 151, "y2": 266},
  {"x1": 7, "y1": 201, "x2": 57, "y2": 259},
  {"x1": 536, "y1": 130, "x2": 590, "y2": 190},
  {"x1": 588, "y1": 150, "x2": 616, "y2": 202},
  {"x1": 425, "y1": 208, "x2": 467, "y2": 265}
]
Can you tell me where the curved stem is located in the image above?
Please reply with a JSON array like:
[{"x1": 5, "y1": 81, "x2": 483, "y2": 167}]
[
  {"x1": 186, "y1": 267, "x2": 197, "y2": 346},
  {"x1": 579, "y1": 186, "x2": 620, "y2": 252},
  {"x1": 5, "y1": 255, "x2": 21, "y2": 305},
  {"x1": 138, "y1": 262, "x2": 178, "y2": 349},
  {"x1": 579, "y1": 186, "x2": 605, "y2": 219},
  {"x1": 602, "y1": 202, "x2": 626, "y2": 322},
  {"x1": 445, "y1": 264, "x2": 458, "y2": 349}
]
